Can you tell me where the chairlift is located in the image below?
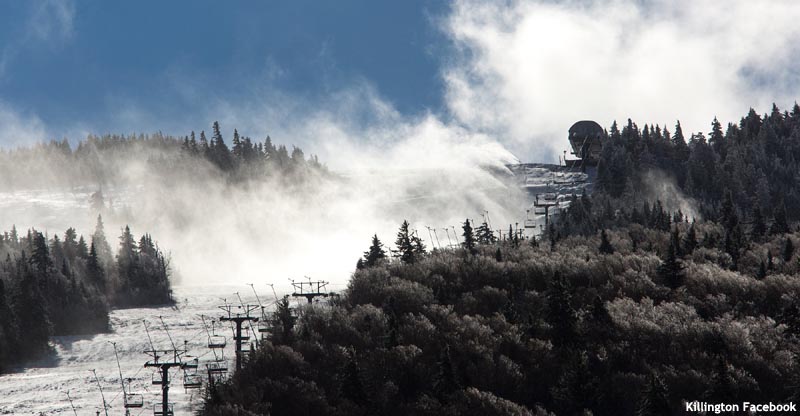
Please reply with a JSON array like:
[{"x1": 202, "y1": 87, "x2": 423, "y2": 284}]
[
  {"x1": 124, "y1": 393, "x2": 144, "y2": 408},
  {"x1": 152, "y1": 373, "x2": 163, "y2": 385},
  {"x1": 182, "y1": 357, "x2": 199, "y2": 369},
  {"x1": 183, "y1": 373, "x2": 203, "y2": 389},
  {"x1": 207, "y1": 361, "x2": 228, "y2": 373},
  {"x1": 258, "y1": 320, "x2": 270, "y2": 333},
  {"x1": 208, "y1": 335, "x2": 226, "y2": 348},
  {"x1": 153, "y1": 403, "x2": 174, "y2": 416}
]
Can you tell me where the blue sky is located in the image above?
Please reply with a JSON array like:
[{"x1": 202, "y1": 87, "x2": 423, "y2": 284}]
[
  {"x1": 3, "y1": 0, "x2": 800, "y2": 161},
  {"x1": 0, "y1": 1, "x2": 450, "y2": 142}
]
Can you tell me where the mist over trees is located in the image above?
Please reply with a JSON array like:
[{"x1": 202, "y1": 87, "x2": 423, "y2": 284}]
[
  {"x1": 595, "y1": 104, "x2": 800, "y2": 223},
  {"x1": 0, "y1": 121, "x2": 326, "y2": 190},
  {"x1": 202, "y1": 105, "x2": 800, "y2": 415},
  {"x1": 0, "y1": 219, "x2": 172, "y2": 373}
]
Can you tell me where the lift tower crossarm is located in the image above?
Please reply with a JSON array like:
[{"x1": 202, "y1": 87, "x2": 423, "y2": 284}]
[{"x1": 290, "y1": 279, "x2": 330, "y2": 304}]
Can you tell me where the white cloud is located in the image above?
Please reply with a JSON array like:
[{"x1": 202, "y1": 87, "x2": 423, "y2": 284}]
[
  {"x1": 0, "y1": 101, "x2": 48, "y2": 146},
  {"x1": 443, "y1": 0, "x2": 800, "y2": 160},
  {"x1": 0, "y1": 0, "x2": 76, "y2": 80},
  {"x1": 28, "y1": 0, "x2": 76, "y2": 42}
]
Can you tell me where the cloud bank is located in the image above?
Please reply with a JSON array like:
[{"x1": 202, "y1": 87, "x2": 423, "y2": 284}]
[{"x1": 443, "y1": 0, "x2": 800, "y2": 160}]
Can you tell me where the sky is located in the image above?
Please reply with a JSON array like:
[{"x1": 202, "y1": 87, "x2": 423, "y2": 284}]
[{"x1": 3, "y1": 0, "x2": 800, "y2": 162}]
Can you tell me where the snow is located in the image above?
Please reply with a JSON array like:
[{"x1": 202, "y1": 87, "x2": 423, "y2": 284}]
[{"x1": 0, "y1": 285, "x2": 284, "y2": 415}]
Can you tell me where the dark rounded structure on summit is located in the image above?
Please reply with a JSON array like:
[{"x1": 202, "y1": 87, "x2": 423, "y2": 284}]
[{"x1": 568, "y1": 120, "x2": 604, "y2": 162}]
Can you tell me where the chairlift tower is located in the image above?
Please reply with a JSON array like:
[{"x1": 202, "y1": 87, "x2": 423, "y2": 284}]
[
  {"x1": 219, "y1": 304, "x2": 260, "y2": 371},
  {"x1": 144, "y1": 348, "x2": 188, "y2": 416},
  {"x1": 141, "y1": 319, "x2": 194, "y2": 416}
]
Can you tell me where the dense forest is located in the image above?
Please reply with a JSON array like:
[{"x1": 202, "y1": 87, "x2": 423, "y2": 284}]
[
  {"x1": 0, "y1": 217, "x2": 171, "y2": 373},
  {"x1": 202, "y1": 105, "x2": 800, "y2": 415},
  {"x1": 0, "y1": 120, "x2": 326, "y2": 190}
]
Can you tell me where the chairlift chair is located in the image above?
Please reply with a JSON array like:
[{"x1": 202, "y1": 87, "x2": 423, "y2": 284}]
[
  {"x1": 208, "y1": 335, "x2": 226, "y2": 349},
  {"x1": 258, "y1": 320, "x2": 270, "y2": 333},
  {"x1": 183, "y1": 373, "x2": 203, "y2": 389},
  {"x1": 153, "y1": 403, "x2": 174, "y2": 416},
  {"x1": 152, "y1": 373, "x2": 163, "y2": 385},
  {"x1": 124, "y1": 393, "x2": 144, "y2": 408},
  {"x1": 182, "y1": 357, "x2": 199, "y2": 369},
  {"x1": 207, "y1": 361, "x2": 228, "y2": 373}
]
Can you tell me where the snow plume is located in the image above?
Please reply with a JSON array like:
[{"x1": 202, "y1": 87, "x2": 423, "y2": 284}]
[
  {"x1": 642, "y1": 170, "x2": 700, "y2": 222},
  {"x1": 0, "y1": 86, "x2": 524, "y2": 287},
  {"x1": 443, "y1": 0, "x2": 800, "y2": 161},
  {"x1": 125, "y1": 114, "x2": 523, "y2": 287}
]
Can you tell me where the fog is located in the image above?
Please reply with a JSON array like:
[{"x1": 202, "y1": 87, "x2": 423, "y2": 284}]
[{"x1": 0, "y1": 112, "x2": 526, "y2": 288}]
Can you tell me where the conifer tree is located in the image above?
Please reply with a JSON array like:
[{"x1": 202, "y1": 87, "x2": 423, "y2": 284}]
[
  {"x1": 770, "y1": 201, "x2": 790, "y2": 235},
  {"x1": 658, "y1": 239, "x2": 685, "y2": 289},
  {"x1": 92, "y1": 215, "x2": 112, "y2": 264},
  {"x1": 546, "y1": 272, "x2": 577, "y2": 347},
  {"x1": 29, "y1": 231, "x2": 52, "y2": 274},
  {"x1": 683, "y1": 223, "x2": 698, "y2": 254},
  {"x1": 395, "y1": 220, "x2": 417, "y2": 264},
  {"x1": 637, "y1": 373, "x2": 672, "y2": 415},
  {"x1": 270, "y1": 295, "x2": 295, "y2": 345},
  {"x1": 87, "y1": 242, "x2": 105, "y2": 291},
  {"x1": 709, "y1": 116, "x2": 724, "y2": 152},
  {"x1": 599, "y1": 229, "x2": 614, "y2": 254},
  {"x1": 461, "y1": 219, "x2": 477, "y2": 255},
  {"x1": 783, "y1": 237, "x2": 795, "y2": 262},
  {"x1": 751, "y1": 203, "x2": 767, "y2": 240},
  {"x1": 363, "y1": 234, "x2": 387, "y2": 267},
  {"x1": 757, "y1": 260, "x2": 767, "y2": 280},
  {"x1": 411, "y1": 232, "x2": 426, "y2": 256},
  {"x1": 476, "y1": 221, "x2": 495, "y2": 244}
]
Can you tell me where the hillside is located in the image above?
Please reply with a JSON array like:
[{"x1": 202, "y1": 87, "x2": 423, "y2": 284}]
[{"x1": 202, "y1": 106, "x2": 800, "y2": 415}]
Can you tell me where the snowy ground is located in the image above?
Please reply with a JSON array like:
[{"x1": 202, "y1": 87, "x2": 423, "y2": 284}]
[{"x1": 0, "y1": 285, "x2": 291, "y2": 415}]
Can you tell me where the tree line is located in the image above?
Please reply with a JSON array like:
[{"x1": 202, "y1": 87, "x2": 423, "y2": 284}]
[
  {"x1": 0, "y1": 217, "x2": 172, "y2": 373},
  {"x1": 0, "y1": 121, "x2": 325, "y2": 190}
]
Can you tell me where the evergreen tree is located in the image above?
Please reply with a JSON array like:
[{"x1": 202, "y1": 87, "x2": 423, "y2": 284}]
[
  {"x1": 757, "y1": 260, "x2": 767, "y2": 280},
  {"x1": 709, "y1": 116, "x2": 724, "y2": 152},
  {"x1": 683, "y1": 223, "x2": 698, "y2": 254},
  {"x1": 210, "y1": 121, "x2": 233, "y2": 171},
  {"x1": 768, "y1": 250, "x2": 775, "y2": 270},
  {"x1": 547, "y1": 272, "x2": 577, "y2": 347},
  {"x1": 231, "y1": 128, "x2": 243, "y2": 161},
  {"x1": 92, "y1": 215, "x2": 112, "y2": 264},
  {"x1": 461, "y1": 219, "x2": 477, "y2": 255},
  {"x1": 363, "y1": 234, "x2": 387, "y2": 267},
  {"x1": 77, "y1": 236, "x2": 89, "y2": 258},
  {"x1": 270, "y1": 295, "x2": 295, "y2": 345},
  {"x1": 395, "y1": 220, "x2": 417, "y2": 264},
  {"x1": 63, "y1": 227, "x2": 78, "y2": 261},
  {"x1": 751, "y1": 204, "x2": 767, "y2": 240},
  {"x1": 29, "y1": 231, "x2": 52, "y2": 274},
  {"x1": 658, "y1": 239, "x2": 685, "y2": 289},
  {"x1": 87, "y1": 242, "x2": 105, "y2": 291},
  {"x1": 770, "y1": 201, "x2": 790, "y2": 235},
  {"x1": 783, "y1": 238, "x2": 795, "y2": 263},
  {"x1": 117, "y1": 225, "x2": 138, "y2": 295},
  {"x1": 475, "y1": 221, "x2": 495, "y2": 244},
  {"x1": 599, "y1": 229, "x2": 614, "y2": 254},
  {"x1": 637, "y1": 373, "x2": 671, "y2": 416},
  {"x1": 411, "y1": 232, "x2": 426, "y2": 256}
]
